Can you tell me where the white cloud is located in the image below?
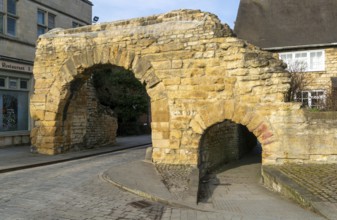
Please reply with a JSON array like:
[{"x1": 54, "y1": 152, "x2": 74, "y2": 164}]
[{"x1": 92, "y1": 0, "x2": 240, "y2": 28}]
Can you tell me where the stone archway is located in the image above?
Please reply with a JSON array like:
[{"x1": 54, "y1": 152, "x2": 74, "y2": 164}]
[
  {"x1": 31, "y1": 10, "x2": 337, "y2": 165},
  {"x1": 30, "y1": 9, "x2": 289, "y2": 161},
  {"x1": 189, "y1": 101, "x2": 275, "y2": 165},
  {"x1": 31, "y1": 47, "x2": 170, "y2": 155},
  {"x1": 198, "y1": 119, "x2": 259, "y2": 178}
]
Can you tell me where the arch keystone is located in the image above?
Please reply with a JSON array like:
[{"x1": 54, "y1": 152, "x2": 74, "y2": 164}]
[
  {"x1": 240, "y1": 108, "x2": 255, "y2": 126},
  {"x1": 197, "y1": 102, "x2": 225, "y2": 128},
  {"x1": 190, "y1": 119, "x2": 204, "y2": 134},
  {"x1": 231, "y1": 104, "x2": 248, "y2": 124},
  {"x1": 223, "y1": 100, "x2": 235, "y2": 120}
]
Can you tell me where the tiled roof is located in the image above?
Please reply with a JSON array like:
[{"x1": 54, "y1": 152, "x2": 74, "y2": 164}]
[{"x1": 234, "y1": 0, "x2": 337, "y2": 49}]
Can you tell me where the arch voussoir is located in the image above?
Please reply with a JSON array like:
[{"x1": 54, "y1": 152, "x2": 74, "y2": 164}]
[
  {"x1": 72, "y1": 53, "x2": 89, "y2": 70},
  {"x1": 92, "y1": 45, "x2": 109, "y2": 65},
  {"x1": 131, "y1": 56, "x2": 152, "y2": 80}
]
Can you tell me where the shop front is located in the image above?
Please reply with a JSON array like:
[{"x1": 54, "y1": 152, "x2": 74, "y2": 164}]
[{"x1": 0, "y1": 58, "x2": 33, "y2": 147}]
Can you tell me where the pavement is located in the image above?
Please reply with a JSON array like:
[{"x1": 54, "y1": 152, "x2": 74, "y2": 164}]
[
  {"x1": 0, "y1": 135, "x2": 151, "y2": 173},
  {"x1": 1, "y1": 136, "x2": 335, "y2": 219},
  {"x1": 102, "y1": 153, "x2": 326, "y2": 219},
  {"x1": 263, "y1": 164, "x2": 337, "y2": 220}
]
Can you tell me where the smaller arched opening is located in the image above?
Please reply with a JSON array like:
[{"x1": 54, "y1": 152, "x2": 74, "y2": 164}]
[
  {"x1": 198, "y1": 119, "x2": 262, "y2": 202},
  {"x1": 199, "y1": 120, "x2": 261, "y2": 178}
]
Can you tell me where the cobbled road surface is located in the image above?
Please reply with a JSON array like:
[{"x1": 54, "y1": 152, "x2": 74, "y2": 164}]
[{"x1": 0, "y1": 147, "x2": 324, "y2": 220}]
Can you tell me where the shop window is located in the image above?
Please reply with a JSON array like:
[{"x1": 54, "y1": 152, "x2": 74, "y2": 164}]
[
  {"x1": 20, "y1": 79, "x2": 27, "y2": 89},
  {"x1": 9, "y1": 77, "x2": 17, "y2": 89},
  {"x1": 0, "y1": 91, "x2": 29, "y2": 131},
  {"x1": 0, "y1": 77, "x2": 5, "y2": 87},
  {"x1": 0, "y1": 73, "x2": 30, "y2": 132},
  {"x1": 0, "y1": 75, "x2": 30, "y2": 132},
  {"x1": 0, "y1": 76, "x2": 30, "y2": 91},
  {"x1": 2, "y1": 94, "x2": 17, "y2": 130}
]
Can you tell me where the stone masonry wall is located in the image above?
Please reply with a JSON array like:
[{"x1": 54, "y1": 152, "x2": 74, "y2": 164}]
[
  {"x1": 64, "y1": 79, "x2": 117, "y2": 152},
  {"x1": 34, "y1": 78, "x2": 117, "y2": 154},
  {"x1": 84, "y1": 80, "x2": 118, "y2": 148},
  {"x1": 31, "y1": 10, "x2": 337, "y2": 165},
  {"x1": 199, "y1": 121, "x2": 240, "y2": 176},
  {"x1": 273, "y1": 110, "x2": 337, "y2": 164}
]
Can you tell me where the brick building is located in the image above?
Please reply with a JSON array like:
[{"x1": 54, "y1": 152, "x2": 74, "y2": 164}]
[
  {"x1": 234, "y1": 0, "x2": 337, "y2": 109},
  {"x1": 0, "y1": 0, "x2": 92, "y2": 146}
]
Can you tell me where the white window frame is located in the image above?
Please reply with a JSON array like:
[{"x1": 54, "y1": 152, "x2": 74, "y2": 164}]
[
  {"x1": 279, "y1": 50, "x2": 325, "y2": 72},
  {"x1": 295, "y1": 90, "x2": 326, "y2": 109}
]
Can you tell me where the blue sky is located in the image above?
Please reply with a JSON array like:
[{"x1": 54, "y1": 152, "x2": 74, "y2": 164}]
[{"x1": 92, "y1": 0, "x2": 241, "y2": 28}]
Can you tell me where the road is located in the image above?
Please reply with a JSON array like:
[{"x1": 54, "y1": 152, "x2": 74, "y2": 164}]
[
  {"x1": 0, "y1": 147, "x2": 323, "y2": 220},
  {"x1": 0, "y1": 147, "x2": 165, "y2": 220}
]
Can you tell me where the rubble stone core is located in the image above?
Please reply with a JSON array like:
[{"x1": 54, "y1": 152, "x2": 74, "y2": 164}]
[{"x1": 31, "y1": 10, "x2": 337, "y2": 165}]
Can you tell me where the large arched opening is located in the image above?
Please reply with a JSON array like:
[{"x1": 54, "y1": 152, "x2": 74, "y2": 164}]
[
  {"x1": 30, "y1": 46, "x2": 170, "y2": 155},
  {"x1": 91, "y1": 65, "x2": 151, "y2": 137},
  {"x1": 53, "y1": 63, "x2": 152, "y2": 153}
]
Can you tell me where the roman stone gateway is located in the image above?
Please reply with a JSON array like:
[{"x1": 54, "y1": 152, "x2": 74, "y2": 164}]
[{"x1": 31, "y1": 10, "x2": 337, "y2": 165}]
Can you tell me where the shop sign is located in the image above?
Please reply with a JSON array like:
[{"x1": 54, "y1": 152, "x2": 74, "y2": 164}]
[{"x1": 0, "y1": 61, "x2": 33, "y2": 73}]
